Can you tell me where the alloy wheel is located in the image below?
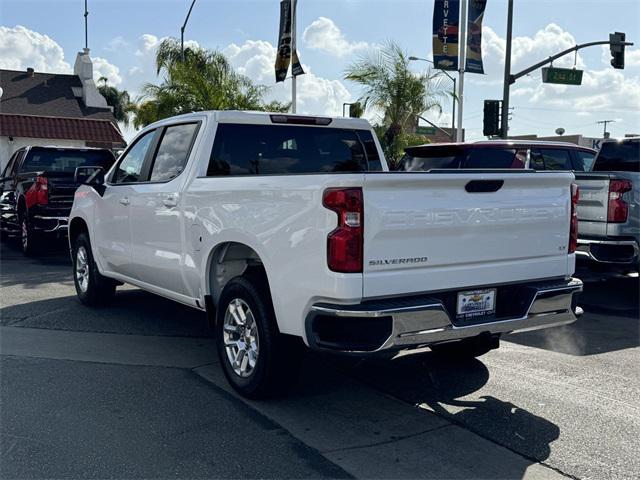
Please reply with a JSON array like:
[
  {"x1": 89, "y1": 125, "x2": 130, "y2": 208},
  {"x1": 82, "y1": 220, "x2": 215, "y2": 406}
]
[
  {"x1": 223, "y1": 298, "x2": 260, "y2": 378},
  {"x1": 75, "y1": 246, "x2": 90, "y2": 293}
]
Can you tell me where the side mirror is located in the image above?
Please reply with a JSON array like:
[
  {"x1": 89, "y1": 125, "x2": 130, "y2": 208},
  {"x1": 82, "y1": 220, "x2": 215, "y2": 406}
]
[{"x1": 75, "y1": 166, "x2": 105, "y2": 186}]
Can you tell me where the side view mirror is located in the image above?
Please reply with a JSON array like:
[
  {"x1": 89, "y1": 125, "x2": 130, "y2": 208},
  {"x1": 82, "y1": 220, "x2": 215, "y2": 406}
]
[{"x1": 75, "y1": 166, "x2": 105, "y2": 186}]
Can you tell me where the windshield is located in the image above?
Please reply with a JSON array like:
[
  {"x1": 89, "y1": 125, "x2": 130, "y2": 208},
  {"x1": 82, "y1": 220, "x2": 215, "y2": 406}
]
[
  {"x1": 594, "y1": 140, "x2": 640, "y2": 172},
  {"x1": 21, "y1": 149, "x2": 115, "y2": 173},
  {"x1": 404, "y1": 146, "x2": 524, "y2": 171}
]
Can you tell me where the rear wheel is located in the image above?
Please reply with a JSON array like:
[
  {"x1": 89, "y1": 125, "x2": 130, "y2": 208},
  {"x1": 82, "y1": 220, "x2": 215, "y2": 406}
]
[
  {"x1": 430, "y1": 334, "x2": 499, "y2": 359},
  {"x1": 216, "y1": 275, "x2": 303, "y2": 399},
  {"x1": 72, "y1": 233, "x2": 117, "y2": 306}
]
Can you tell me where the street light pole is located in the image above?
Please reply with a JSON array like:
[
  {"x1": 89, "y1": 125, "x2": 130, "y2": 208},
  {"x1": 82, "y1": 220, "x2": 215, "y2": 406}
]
[
  {"x1": 291, "y1": 0, "x2": 298, "y2": 113},
  {"x1": 409, "y1": 56, "x2": 457, "y2": 141},
  {"x1": 456, "y1": 0, "x2": 467, "y2": 142},
  {"x1": 500, "y1": 0, "x2": 514, "y2": 139},
  {"x1": 181, "y1": 0, "x2": 197, "y2": 62}
]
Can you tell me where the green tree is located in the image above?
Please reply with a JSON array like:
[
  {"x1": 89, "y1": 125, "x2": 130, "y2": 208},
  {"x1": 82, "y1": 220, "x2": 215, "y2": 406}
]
[
  {"x1": 131, "y1": 39, "x2": 288, "y2": 128},
  {"x1": 344, "y1": 41, "x2": 450, "y2": 168},
  {"x1": 97, "y1": 77, "x2": 133, "y2": 127}
]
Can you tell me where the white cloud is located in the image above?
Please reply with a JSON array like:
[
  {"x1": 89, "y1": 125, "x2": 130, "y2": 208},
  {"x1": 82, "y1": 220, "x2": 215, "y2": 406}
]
[
  {"x1": 303, "y1": 17, "x2": 368, "y2": 58},
  {"x1": 628, "y1": 49, "x2": 640, "y2": 68},
  {"x1": 136, "y1": 34, "x2": 199, "y2": 58},
  {"x1": 224, "y1": 39, "x2": 352, "y2": 116},
  {"x1": 92, "y1": 57, "x2": 123, "y2": 86},
  {"x1": 105, "y1": 36, "x2": 130, "y2": 52},
  {"x1": 0, "y1": 25, "x2": 71, "y2": 73}
]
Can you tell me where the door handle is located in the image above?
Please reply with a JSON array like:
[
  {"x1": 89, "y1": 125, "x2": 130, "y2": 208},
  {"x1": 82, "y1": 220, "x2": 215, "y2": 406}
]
[
  {"x1": 163, "y1": 194, "x2": 178, "y2": 208},
  {"x1": 119, "y1": 196, "x2": 130, "y2": 206}
]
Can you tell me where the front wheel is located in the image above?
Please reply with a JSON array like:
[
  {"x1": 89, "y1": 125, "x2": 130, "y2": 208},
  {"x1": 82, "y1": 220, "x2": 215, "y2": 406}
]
[
  {"x1": 216, "y1": 275, "x2": 303, "y2": 399},
  {"x1": 72, "y1": 233, "x2": 116, "y2": 306}
]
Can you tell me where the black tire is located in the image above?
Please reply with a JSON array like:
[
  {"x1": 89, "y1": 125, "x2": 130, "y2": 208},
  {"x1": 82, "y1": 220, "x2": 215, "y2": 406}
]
[
  {"x1": 19, "y1": 214, "x2": 40, "y2": 256},
  {"x1": 430, "y1": 334, "x2": 499, "y2": 359},
  {"x1": 215, "y1": 275, "x2": 303, "y2": 399},
  {"x1": 72, "y1": 233, "x2": 117, "y2": 306}
]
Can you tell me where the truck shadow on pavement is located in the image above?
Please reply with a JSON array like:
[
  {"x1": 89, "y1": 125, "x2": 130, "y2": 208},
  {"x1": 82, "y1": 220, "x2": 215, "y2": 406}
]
[
  {"x1": 508, "y1": 275, "x2": 639, "y2": 356},
  {"x1": 336, "y1": 352, "x2": 560, "y2": 465}
]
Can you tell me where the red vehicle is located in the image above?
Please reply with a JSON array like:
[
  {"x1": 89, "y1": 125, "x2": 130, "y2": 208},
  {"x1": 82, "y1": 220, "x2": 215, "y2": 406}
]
[{"x1": 403, "y1": 140, "x2": 597, "y2": 172}]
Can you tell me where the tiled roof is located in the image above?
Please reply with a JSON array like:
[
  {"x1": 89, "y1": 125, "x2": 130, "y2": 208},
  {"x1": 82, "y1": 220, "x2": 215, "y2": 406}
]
[
  {"x1": 0, "y1": 69, "x2": 115, "y2": 121},
  {"x1": 0, "y1": 114, "x2": 126, "y2": 146}
]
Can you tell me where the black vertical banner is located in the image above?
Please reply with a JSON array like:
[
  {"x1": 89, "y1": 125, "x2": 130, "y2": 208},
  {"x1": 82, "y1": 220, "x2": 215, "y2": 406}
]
[
  {"x1": 466, "y1": 0, "x2": 487, "y2": 74},
  {"x1": 275, "y1": 0, "x2": 304, "y2": 83}
]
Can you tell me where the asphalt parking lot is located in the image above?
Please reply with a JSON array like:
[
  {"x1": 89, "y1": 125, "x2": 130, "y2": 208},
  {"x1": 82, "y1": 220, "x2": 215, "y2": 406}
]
[{"x1": 1, "y1": 240, "x2": 638, "y2": 479}]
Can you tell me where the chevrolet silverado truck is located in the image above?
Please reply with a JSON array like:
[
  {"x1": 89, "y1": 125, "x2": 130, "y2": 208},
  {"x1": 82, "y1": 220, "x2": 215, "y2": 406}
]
[
  {"x1": 575, "y1": 137, "x2": 639, "y2": 271},
  {"x1": 0, "y1": 146, "x2": 115, "y2": 255},
  {"x1": 68, "y1": 111, "x2": 582, "y2": 398}
]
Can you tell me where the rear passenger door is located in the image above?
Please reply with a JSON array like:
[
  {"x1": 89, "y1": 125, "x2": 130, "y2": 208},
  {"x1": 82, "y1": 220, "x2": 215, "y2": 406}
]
[{"x1": 129, "y1": 122, "x2": 201, "y2": 295}]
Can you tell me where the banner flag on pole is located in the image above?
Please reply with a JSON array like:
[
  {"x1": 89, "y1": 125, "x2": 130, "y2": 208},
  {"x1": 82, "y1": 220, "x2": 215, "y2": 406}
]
[
  {"x1": 275, "y1": 0, "x2": 304, "y2": 83},
  {"x1": 432, "y1": 0, "x2": 460, "y2": 71},
  {"x1": 465, "y1": 0, "x2": 487, "y2": 74}
]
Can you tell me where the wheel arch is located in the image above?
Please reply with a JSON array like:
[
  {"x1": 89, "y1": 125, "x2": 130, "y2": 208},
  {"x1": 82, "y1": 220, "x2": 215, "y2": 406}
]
[
  {"x1": 69, "y1": 216, "x2": 89, "y2": 246},
  {"x1": 204, "y1": 241, "x2": 272, "y2": 326}
]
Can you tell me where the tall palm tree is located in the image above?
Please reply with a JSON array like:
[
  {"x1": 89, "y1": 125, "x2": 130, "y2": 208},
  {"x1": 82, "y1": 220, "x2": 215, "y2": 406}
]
[
  {"x1": 344, "y1": 41, "x2": 451, "y2": 166},
  {"x1": 131, "y1": 39, "x2": 288, "y2": 127},
  {"x1": 97, "y1": 77, "x2": 133, "y2": 127}
]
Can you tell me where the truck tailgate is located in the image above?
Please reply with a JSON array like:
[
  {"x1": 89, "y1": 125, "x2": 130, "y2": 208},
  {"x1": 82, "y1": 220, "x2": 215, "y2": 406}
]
[
  {"x1": 575, "y1": 173, "x2": 611, "y2": 237},
  {"x1": 362, "y1": 172, "x2": 573, "y2": 298}
]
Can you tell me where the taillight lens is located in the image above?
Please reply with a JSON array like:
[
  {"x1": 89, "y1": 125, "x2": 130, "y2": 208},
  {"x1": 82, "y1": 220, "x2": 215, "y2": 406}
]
[
  {"x1": 569, "y1": 183, "x2": 579, "y2": 254},
  {"x1": 323, "y1": 188, "x2": 363, "y2": 273},
  {"x1": 608, "y1": 179, "x2": 632, "y2": 223},
  {"x1": 25, "y1": 176, "x2": 49, "y2": 208}
]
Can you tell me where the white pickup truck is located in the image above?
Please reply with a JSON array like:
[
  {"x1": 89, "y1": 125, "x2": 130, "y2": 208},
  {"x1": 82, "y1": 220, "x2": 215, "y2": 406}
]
[{"x1": 69, "y1": 111, "x2": 582, "y2": 398}]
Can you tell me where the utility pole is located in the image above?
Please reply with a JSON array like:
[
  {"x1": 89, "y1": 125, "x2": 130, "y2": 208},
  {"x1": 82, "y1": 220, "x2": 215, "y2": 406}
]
[
  {"x1": 291, "y1": 0, "x2": 298, "y2": 113},
  {"x1": 500, "y1": 0, "x2": 514, "y2": 139},
  {"x1": 181, "y1": 0, "x2": 197, "y2": 62},
  {"x1": 597, "y1": 120, "x2": 615, "y2": 138},
  {"x1": 456, "y1": 0, "x2": 467, "y2": 142},
  {"x1": 84, "y1": 0, "x2": 89, "y2": 49}
]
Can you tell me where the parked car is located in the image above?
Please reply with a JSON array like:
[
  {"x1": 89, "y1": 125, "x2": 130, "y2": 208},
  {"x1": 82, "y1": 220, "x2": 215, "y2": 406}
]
[
  {"x1": 0, "y1": 146, "x2": 115, "y2": 255},
  {"x1": 403, "y1": 140, "x2": 597, "y2": 172},
  {"x1": 69, "y1": 111, "x2": 582, "y2": 398},
  {"x1": 575, "y1": 137, "x2": 639, "y2": 271}
]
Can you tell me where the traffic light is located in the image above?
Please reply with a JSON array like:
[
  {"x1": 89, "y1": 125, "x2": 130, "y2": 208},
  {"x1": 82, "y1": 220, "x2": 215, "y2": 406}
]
[
  {"x1": 483, "y1": 100, "x2": 501, "y2": 137},
  {"x1": 610, "y1": 32, "x2": 626, "y2": 69}
]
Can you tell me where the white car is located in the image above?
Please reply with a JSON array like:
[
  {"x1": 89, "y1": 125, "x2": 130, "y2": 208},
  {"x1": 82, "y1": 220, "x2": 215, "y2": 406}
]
[{"x1": 69, "y1": 111, "x2": 582, "y2": 398}]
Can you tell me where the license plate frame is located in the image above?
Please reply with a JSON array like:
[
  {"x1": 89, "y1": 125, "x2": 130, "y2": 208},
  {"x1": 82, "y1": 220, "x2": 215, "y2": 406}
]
[{"x1": 456, "y1": 289, "x2": 497, "y2": 319}]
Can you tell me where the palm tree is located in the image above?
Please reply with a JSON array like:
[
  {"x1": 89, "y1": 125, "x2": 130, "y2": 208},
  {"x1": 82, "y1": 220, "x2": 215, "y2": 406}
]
[
  {"x1": 131, "y1": 39, "x2": 288, "y2": 127},
  {"x1": 344, "y1": 41, "x2": 451, "y2": 167},
  {"x1": 97, "y1": 77, "x2": 133, "y2": 127}
]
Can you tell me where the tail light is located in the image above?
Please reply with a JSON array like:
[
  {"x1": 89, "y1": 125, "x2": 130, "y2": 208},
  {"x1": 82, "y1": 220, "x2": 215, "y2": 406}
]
[
  {"x1": 323, "y1": 188, "x2": 363, "y2": 273},
  {"x1": 608, "y1": 179, "x2": 632, "y2": 223},
  {"x1": 569, "y1": 183, "x2": 579, "y2": 254},
  {"x1": 25, "y1": 176, "x2": 49, "y2": 208}
]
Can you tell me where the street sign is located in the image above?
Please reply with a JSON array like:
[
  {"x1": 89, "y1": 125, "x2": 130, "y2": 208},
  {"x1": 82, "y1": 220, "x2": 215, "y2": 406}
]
[
  {"x1": 416, "y1": 126, "x2": 436, "y2": 135},
  {"x1": 542, "y1": 67, "x2": 584, "y2": 85}
]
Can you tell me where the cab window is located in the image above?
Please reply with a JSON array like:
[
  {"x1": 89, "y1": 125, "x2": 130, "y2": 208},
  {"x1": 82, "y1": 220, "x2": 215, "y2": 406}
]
[
  {"x1": 113, "y1": 130, "x2": 156, "y2": 184},
  {"x1": 574, "y1": 151, "x2": 596, "y2": 171},
  {"x1": 149, "y1": 123, "x2": 199, "y2": 182}
]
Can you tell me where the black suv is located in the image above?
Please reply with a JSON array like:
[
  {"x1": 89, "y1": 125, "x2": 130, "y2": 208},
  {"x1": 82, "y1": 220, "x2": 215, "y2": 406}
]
[{"x1": 0, "y1": 146, "x2": 115, "y2": 255}]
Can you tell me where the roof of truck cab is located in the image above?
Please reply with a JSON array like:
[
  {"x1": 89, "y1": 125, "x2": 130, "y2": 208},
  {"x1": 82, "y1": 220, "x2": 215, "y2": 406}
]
[{"x1": 143, "y1": 110, "x2": 372, "y2": 131}]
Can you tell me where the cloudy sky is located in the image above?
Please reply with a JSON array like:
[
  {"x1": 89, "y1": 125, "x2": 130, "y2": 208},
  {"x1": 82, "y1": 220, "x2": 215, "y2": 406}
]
[{"x1": 2, "y1": 0, "x2": 639, "y2": 141}]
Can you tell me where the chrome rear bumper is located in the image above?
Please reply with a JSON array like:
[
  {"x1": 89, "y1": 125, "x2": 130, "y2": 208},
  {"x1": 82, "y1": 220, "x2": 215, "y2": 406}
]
[{"x1": 306, "y1": 278, "x2": 583, "y2": 354}]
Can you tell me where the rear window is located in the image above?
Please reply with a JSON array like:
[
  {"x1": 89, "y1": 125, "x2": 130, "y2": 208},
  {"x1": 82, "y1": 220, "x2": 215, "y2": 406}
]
[
  {"x1": 404, "y1": 146, "x2": 524, "y2": 171},
  {"x1": 21, "y1": 149, "x2": 115, "y2": 173},
  {"x1": 594, "y1": 140, "x2": 640, "y2": 172},
  {"x1": 207, "y1": 124, "x2": 381, "y2": 176}
]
